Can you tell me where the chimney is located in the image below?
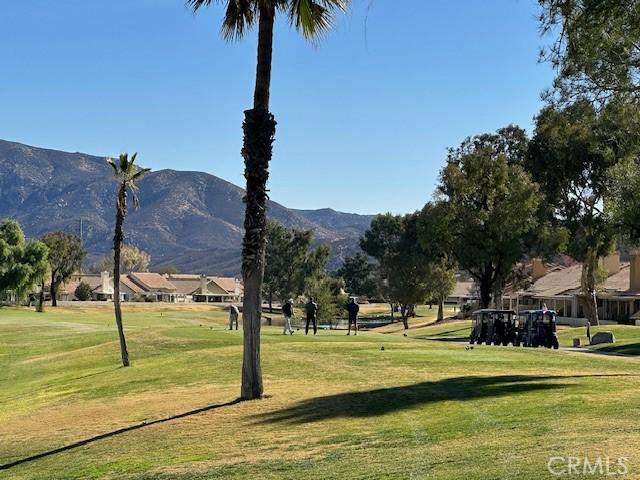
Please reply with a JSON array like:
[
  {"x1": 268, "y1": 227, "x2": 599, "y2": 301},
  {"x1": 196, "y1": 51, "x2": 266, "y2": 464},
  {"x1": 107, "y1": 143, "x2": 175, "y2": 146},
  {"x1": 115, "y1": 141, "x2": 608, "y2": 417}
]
[
  {"x1": 630, "y1": 252, "x2": 640, "y2": 291},
  {"x1": 200, "y1": 274, "x2": 209, "y2": 295},
  {"x1": 532, "y1": 258, "x2": 546, "y2": 282},
  {"x1": 101, "y1": 271, "x2": 111, "y2": 294},
  {"x1": 599, "y1": 251, "x2": 620, "y2": 276}
]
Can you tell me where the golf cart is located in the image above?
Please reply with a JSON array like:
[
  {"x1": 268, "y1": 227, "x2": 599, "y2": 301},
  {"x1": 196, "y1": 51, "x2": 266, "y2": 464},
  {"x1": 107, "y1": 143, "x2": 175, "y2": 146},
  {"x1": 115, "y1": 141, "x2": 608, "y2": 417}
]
[
  {"x1": 517, "y1": 309, "x2": 559, "y2": 349},
  {"x1": 469, "y1": 309, "x2": 518, "y2": 345}
]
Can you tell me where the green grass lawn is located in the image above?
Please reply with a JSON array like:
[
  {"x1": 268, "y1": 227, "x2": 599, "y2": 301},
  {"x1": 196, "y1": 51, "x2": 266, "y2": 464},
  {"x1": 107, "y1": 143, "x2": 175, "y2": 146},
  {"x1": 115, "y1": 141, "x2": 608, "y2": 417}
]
[{"x1": 2, "y1": 305, "x2": 640, "y2": 479}]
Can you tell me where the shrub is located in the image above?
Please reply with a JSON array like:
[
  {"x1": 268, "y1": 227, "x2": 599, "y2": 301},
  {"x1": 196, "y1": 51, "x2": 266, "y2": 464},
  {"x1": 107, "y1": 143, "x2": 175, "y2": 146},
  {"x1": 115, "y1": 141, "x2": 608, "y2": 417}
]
[{"x1": 74, "y1": 282, "x2": 92, "y2": 301}]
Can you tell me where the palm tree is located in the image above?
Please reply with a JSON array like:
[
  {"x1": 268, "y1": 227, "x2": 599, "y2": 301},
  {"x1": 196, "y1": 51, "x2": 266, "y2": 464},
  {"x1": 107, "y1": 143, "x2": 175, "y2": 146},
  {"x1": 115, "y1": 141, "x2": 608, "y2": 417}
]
[
  {"x1": 187, "y1": 0, "x2": 349, "y2": 400},
  {"x1": 108, "y1": 153, "x2": 150, "y2": 368}
]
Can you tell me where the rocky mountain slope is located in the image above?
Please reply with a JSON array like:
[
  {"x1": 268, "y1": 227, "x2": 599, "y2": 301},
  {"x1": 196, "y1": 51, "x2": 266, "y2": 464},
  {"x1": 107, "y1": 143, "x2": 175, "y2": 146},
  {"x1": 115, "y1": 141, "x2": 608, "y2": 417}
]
[{"x1": 0, "y1": 139, "x2": 373, "y2": 275}]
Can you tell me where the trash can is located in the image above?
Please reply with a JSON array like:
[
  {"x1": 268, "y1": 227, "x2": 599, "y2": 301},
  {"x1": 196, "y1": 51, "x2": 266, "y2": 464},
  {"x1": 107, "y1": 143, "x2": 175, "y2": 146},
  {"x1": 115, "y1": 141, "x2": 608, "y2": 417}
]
[{"x1": 572, "y1": 337, "x2": 581, "y2": 348}]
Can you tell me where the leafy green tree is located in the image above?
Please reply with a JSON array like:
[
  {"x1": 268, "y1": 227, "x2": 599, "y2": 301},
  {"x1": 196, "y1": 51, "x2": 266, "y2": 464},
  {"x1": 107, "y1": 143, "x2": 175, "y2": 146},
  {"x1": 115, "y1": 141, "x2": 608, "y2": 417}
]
[
  {"x1": 74, "y1": 281, "x2": 93, "y2": 301},
  {"x1": 335, "y1": 253, "x2": 377, "y2": 298},
  {"x1": 362, "y1": 213, "x2": 437, "y2": 329},
  {"x1": 539, "y1": 0, "x2": 640, "y2": 104},
  {"x1": 528, "y1": 100, "x2": 640, "y2": 324},
  {"x1": 424, "y1": 263, "x2": 456, "y2": 323},
  {"x1": 417, "y1": 201, "x2": 459, "y2": 321},
  {"x1": 157, "y1": 265, "x2": 179, "y2": 275},
  {"x1": 120, "y1": 245, "x2": 150, "y2": 273},
  {"x1": 41, "y1": 232, "x2": 85, "y2": 307},
  {"x1": 92, "y1": 244, "x2": 150, "y2": 274},
  {"x1": 432, "y1": 127, "x2": 543, "y2": 309},
  {"x1": 305, "y1": 275, "x2": 347, "y2": 327},
  {"x1": 263, "y1": 220, "x2": 327, "y2": 311},
  {"x1": 360, "y1": 213, "x2": 404, "y2": 317},
  {"x1": 607, "y1": 158, "x2": 640, "y2": 242},
  {"x1": 188, "y1": 0, "x2": 350, "y2": 400},
  {"x1": 0, "y1": 219, "x2": 49, "y2": 302},
  {"x1": 108, "y1": 153, "x2": 150, "y2": 368}
]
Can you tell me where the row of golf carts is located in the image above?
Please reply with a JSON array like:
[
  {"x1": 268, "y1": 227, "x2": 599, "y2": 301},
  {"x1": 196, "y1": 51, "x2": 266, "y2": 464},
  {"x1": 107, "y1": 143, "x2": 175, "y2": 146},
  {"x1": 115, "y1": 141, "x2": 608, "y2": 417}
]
[{"x1": 469, "y1": 309, "x2": 560, "y2": 349}]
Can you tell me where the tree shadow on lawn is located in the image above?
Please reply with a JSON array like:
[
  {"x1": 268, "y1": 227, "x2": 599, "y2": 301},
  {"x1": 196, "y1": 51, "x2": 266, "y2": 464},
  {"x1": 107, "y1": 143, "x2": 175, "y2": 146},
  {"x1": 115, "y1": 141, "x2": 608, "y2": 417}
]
[
  {"x1": 591, "y1": 343, "x2": 640, "y2": 356},
  {"x1": 255, "y1": 374, "x2": 634, "y2": 425}
]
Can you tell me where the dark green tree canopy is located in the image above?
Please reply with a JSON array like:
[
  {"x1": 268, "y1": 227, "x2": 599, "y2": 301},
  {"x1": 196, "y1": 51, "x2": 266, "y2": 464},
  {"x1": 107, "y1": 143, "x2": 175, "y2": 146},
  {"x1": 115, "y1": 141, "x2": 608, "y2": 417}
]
[
  {"x1": 528, "y1": 99, "x2": 640, "y2": 261},
  {"x1": 540, "y1": 0, "x2": 640, "y2": 104},
  {"x1": 431, "y1": 127, "x2": 544, "y2": 308},
  {"x1": 42, "y1": 232, "x2": 85, "y2": 286},
  {"x1": 360, "y1": 213, "x2": 404, "y2": 264},
  {"x1": 334, "y1": 253, "x2": 377, "y2": 298},
  {"x1": 74, "y1": 282, "x2": 93, "y2": 301},
  {"x1": 384, "y1": 214, "x2": 434, "y2": 312},
  {"x1": 263, "y1": 220, "x2": 328, "y2": 303},
  {"x1": 362, "y1": 212, "x2": 454, "y2": 327},
  {"x1": 0, "y1": 219, "x2": 49, "y2": 299},
  {"x1": 607, "y1": 158, "x2": 640, "y2": 243}
]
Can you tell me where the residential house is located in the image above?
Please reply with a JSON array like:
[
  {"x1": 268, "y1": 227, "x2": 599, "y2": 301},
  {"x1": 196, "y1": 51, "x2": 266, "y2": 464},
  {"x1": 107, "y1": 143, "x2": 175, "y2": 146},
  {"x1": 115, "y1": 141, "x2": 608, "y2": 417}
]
[
  {"x1": 503, "y1": 252, "x2": 640, "y2": 324},
  {"x1": 59, "y1": 271, "x2": 114, "y2": 301},
  {"x1": 127, "y1": 272, "x2": 180, "y2": 302},
  {"x1": 172, "y1": 274, "x2": 243, "y2": 303},
  {"x1": 55, "y1": 271, "x2": 243, "y2": 304}
]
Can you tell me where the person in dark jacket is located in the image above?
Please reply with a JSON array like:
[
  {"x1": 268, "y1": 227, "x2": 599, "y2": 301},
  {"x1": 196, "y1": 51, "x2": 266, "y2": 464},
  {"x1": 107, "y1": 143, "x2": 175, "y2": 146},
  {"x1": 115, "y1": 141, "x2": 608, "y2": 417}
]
[
  {"x1": 347, "y1": 298, "x2": 359, "y2": 335},
  {"x1": 282, "y1": 299, "x2": 295, "y2": 335},
  {"x1": 228, "y1": 304, "x2": 239, "y2": 330},
  {"x1": 305, "y1": 297, "x2": 318, "y2": 335}
]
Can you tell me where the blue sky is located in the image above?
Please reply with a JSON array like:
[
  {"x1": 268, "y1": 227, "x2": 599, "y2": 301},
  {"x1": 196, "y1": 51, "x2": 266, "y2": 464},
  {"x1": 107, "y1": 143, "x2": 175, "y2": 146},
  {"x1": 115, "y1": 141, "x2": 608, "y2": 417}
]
[{"x1": 1, "y1": 0, "x2": 554, "y2": 215}]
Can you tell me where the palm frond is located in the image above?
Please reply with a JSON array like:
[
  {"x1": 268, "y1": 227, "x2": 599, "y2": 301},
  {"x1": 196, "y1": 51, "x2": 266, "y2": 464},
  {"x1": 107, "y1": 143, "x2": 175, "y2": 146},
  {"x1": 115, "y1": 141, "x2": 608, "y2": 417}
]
[
  {"x1": 186, "y1": 0, "x2": 219, "y2": 12},
  {"x1": 128, "y1": 183, "x2": 142, "y2": 210},
  {"x1": 119, "y1": 153, "x2": 129, "y2": 173},
  {"x1": 131, "y1": 168, "x2": 151, "y2": 181},
  {"x1": 187, "y1": 0, "x2": 256, "y2": 41},
  {"x1": 222, "y1": 0, "x2": 257, "y2": 41},
  {"x1": 285, "y1": 0, "x2": 348, "y2": 41},
  {"x1": 107, "y1": 158, "x2": 119, "y2": 175}
]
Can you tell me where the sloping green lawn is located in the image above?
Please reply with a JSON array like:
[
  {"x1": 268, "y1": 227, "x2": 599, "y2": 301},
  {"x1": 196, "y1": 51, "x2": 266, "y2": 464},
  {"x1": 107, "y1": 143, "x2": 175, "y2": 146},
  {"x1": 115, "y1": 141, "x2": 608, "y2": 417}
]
[{"x1": 2, "y1": 305, "x2": 640, "y2": 479}]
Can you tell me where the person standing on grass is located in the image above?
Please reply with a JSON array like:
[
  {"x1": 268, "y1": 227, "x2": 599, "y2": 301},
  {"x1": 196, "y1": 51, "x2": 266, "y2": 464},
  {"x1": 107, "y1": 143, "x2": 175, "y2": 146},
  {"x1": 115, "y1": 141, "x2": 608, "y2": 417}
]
[
  {"x1": 282, "y1": 299, "x2": 295, "y2": 335},
  {"x1": 347, "y1": 297, "x2": 359, "y2": 335},
  {"x1": 305, "y1": 297, "x2": 318, "y2": 335},
  {"x1": 229, "y1": 304, "x2": 239, "y2": 330},
  {"x1": 586, "y1": 319, "x2": 591, "y2": 344}
]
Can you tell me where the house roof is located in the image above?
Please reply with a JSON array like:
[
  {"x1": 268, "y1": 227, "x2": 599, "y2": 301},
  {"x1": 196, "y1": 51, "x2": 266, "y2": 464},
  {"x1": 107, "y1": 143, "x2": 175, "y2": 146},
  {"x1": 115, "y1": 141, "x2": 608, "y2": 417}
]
[
  {"x1": 527, "y1": 264, "x2": 582, "y2": 298},
  {"x1": 60, "y1": 274, "x2": 111, "y2": 295},
  {"x1": 519, "y1": 261, "x2": 640, "y2": 299},
  {"x1": 129, "y1": 272, "x2": 177, "y2": 292},
  {"x1": 450, "y1": 280, "x2": 477, "y2": 299},
  {"x1": 120, "y1": 275, "x2": 146, "y2": 294},
  {"x1": 209, "y1": 276, "x2": 240, "y2": 294},
  {"x1": 59, "y1": 281, "x2": 79, "y2": 295},
  {"x1": 166, "y1": 277, "x2": 202, "y2": 295}
]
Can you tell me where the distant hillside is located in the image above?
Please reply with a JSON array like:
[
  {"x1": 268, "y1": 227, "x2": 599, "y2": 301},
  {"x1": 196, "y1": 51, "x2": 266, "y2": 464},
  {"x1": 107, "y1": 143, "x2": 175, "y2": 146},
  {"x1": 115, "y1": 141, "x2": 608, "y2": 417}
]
[{"x1": 0, "y1": 139, "x2": 373, "y2": 275}]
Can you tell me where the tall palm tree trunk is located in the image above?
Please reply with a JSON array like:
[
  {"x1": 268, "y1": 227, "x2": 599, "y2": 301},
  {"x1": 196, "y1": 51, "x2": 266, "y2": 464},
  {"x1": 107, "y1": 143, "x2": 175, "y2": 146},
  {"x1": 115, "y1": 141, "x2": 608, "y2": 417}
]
[
  {"x1": 240, "y1": 3, "x2": 276, "y2": 400},
  {"x1": 113, "y1": 187, "x2": 130, "y2": 367}
]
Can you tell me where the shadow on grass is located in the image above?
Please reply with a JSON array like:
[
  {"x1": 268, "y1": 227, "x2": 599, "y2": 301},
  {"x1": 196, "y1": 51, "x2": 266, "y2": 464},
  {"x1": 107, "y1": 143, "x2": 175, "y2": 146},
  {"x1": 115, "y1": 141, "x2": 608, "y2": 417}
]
[
  {"x1": 255, "y1": 374, "x2": 631, "y2": 425},
  {"x1": 591, "y1": 343, "x2": 640, "y2": 356},
  {"x1": 414, "y1": 336, "x2": 470, "y2": 342},
  {"x1": 0, "y1": 398, "x2": 241, "y2": 471},
  {"x1": 421, "y1": 327, "x2": 470, "y2": 337}
]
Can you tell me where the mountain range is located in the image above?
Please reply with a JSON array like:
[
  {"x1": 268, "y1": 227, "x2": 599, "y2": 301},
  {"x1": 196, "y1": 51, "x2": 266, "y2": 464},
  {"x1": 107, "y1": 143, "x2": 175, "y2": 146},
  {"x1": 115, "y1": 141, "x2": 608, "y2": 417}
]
[{"x1": 0, "y1": 139, "x2": 374, "y2": 275}]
